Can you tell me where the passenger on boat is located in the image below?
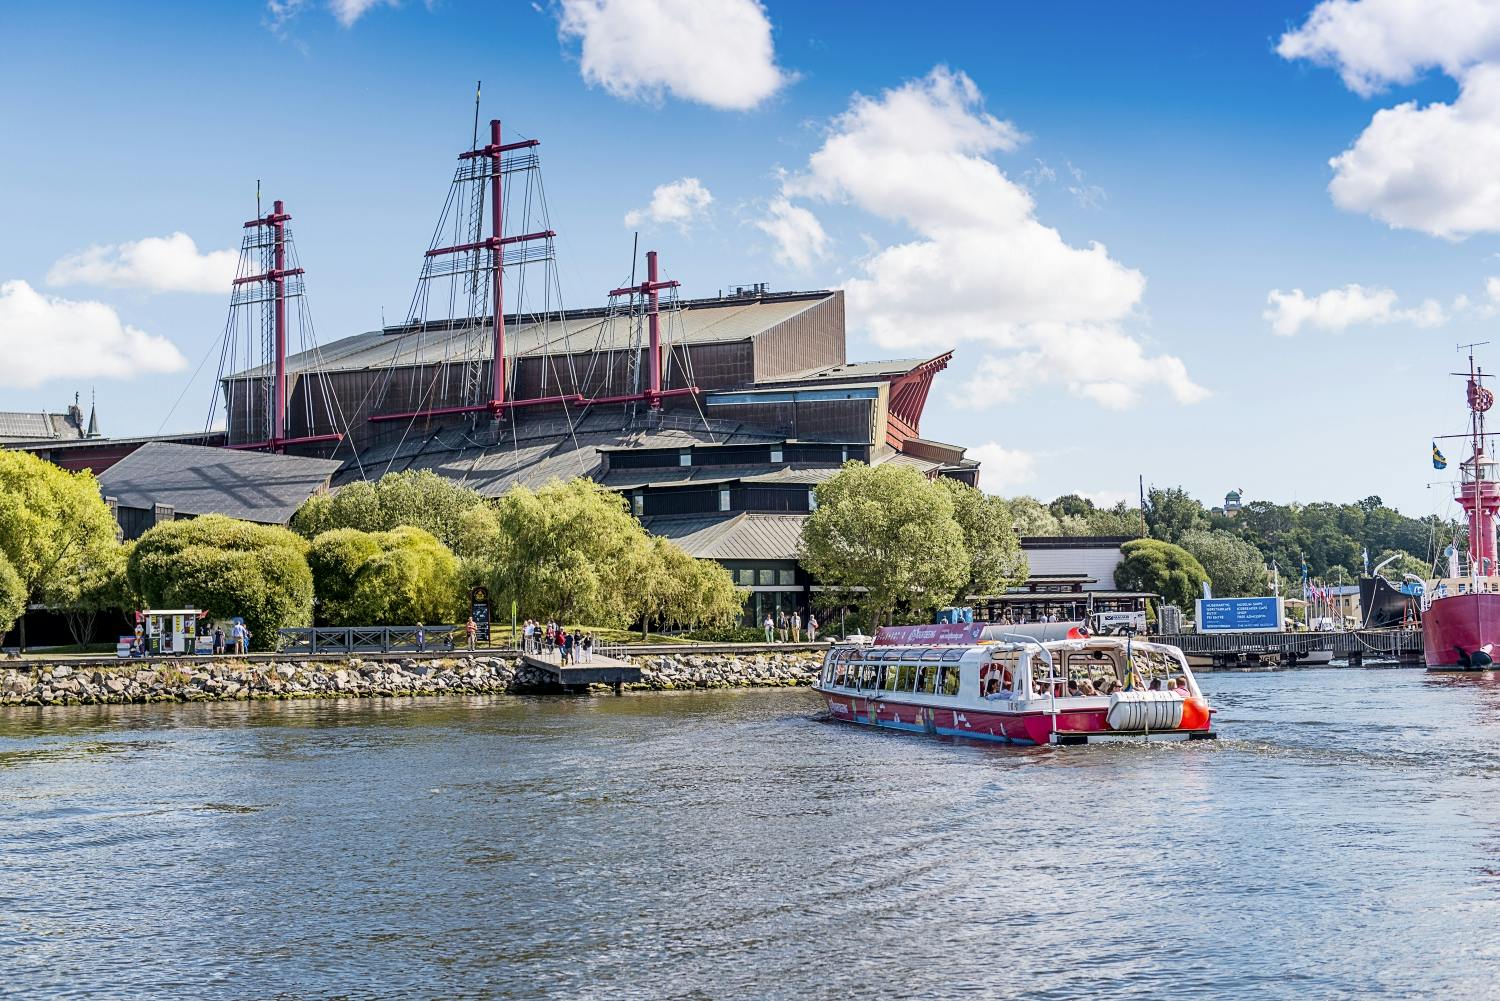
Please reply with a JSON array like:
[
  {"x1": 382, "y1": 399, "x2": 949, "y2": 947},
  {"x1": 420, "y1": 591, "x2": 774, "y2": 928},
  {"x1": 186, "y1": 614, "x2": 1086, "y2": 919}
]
[
  {"x1": 1171, "y1": 676, "x2": 1191, "y2": 696},
  {"x1": 1075, "y1": 677, "x2": 1098, "y2": 696},
  {"x1": 1148, "y1": 678, "x2": 1163, "y2": 691}
]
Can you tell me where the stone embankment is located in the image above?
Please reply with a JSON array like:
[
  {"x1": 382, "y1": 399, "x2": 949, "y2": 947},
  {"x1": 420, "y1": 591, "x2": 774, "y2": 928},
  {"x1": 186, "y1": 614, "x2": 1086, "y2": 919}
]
[{"x1": 0, "y1": 651, "x2": 823, "y2": 707}]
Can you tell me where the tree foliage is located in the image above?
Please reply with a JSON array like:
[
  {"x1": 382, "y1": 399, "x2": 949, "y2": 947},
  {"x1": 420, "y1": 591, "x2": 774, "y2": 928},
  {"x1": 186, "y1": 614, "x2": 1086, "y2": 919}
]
[
  {"x1": 1144, "y1": 486, "x2": 1208, "y2": 544},
  {"x1": 309, "y1": 526, "x2": 461, "y2": 625},
  {"x1": 800, "y1": 463, "x2": 969, "y2": 630},
  {"x1": 1179, "y1": 530, "x2": 1265, "y2": 598},
  {"x1": 0, "y1": 553, "x2": 24, "y2": 641},
  {"x1": 290, "y1": 470, "x2": 487, "y2": 550},
  {"x1": 127, "y1": 515, "x2": 313, "y2": 651},
  {"x1": 0, "y1": 450, "x2": 119, "y2": 646},
  {"x1": 999, "y1": 496, "x2": 1061, "y2": 537},
  {"x1": 1114, "y1": 538, "x2": 1210, "y2": 610},
  {"x1": 461, "y1": 478, "x2": 741, "y2": 630},
  {"x1": 937, "y1": 478, "x2": 1027, "y2": 594},
  {"x1": 58, "y1": 541, "x2": 134, "y2": 648}
]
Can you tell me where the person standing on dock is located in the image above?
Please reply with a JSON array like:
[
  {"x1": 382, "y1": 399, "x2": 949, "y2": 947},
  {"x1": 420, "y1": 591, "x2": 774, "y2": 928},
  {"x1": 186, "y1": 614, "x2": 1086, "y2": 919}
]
[
  {"x1": 465, "y1": 616, "x2": 478, "y2": 652},
  {"x1": 808, "y1": 614, "x2": 818, "y2": 642},
  {"x1": 416, "y1": 622, "x2": 426, "y2": 653},
  {"x1": 763, "y1": 613, "x2": 775, "y2": 643},
  {"x1": 792, "y1": 611, "x2": 802, "y2": 643},
  {"x1": 777, "y1": 610, "x2": 789, "y2": 643}
]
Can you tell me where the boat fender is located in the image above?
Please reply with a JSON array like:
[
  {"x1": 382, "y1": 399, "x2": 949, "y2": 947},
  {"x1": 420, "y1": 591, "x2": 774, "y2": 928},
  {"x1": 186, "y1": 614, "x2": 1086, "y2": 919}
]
[
  {"x1": 1179, "y1": 696, "x2": 1211, "y2": 730},
  {"x1": 1106, "y1": 691, "x2": 1185, "y2": 731}
]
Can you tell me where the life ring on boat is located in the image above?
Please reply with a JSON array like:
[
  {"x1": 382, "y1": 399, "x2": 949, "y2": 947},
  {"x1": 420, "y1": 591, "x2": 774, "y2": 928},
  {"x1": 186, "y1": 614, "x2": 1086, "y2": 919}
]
[
  {"x1": 1066, "y1": 625, "x2": 1092, "y2": 640},
  {"x1": 980, "y1": 660, "x2": 1013, "y2": 694}
]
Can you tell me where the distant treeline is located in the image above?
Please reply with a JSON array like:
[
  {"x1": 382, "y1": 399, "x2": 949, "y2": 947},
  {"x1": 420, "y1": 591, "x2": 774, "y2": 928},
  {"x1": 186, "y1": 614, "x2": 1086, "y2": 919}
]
[{"x1": 1011, "y1": 489, "x2": 1458, "y2": 596}]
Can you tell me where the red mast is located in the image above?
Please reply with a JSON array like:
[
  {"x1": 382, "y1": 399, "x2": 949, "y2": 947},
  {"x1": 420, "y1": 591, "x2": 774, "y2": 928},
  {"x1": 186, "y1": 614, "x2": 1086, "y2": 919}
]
[
  {"x1": 588, "y1": 250, "x2": 700, "y2": 409},
  {"x1": 1457, "y1": 346, "x2": 1499, "y2": 576},
  {"x1": 227, "y1": 200, "x2": 342, "y2": 452}
]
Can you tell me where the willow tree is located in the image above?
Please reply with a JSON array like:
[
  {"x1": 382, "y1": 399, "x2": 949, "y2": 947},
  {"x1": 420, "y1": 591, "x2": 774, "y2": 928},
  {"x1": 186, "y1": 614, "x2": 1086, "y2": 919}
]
[
  {"x1": 308, "y1": 526, "x2": 461, "y2": 625},
  {"x1": 0, "y1": 554, "x2": 24, "y2": 644},
  {"x1": 0, "y1": 450, "x2": 119, "y2": 649},
  {"x1": 799, "y1": 462, "x2": 969, "y2": 631},
  {"x1": 937, "y1": 478, "x2": 1028, "y2": 596},
  {"x1": 291, "y1": 470, "x2": 486, "y2": 550}
]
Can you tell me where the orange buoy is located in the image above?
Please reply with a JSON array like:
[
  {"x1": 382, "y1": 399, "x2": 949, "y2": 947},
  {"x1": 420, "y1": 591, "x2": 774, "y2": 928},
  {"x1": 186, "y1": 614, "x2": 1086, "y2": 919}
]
[{"x1": 1179, "y1": 696, "x2": 1211, "y2": 730}]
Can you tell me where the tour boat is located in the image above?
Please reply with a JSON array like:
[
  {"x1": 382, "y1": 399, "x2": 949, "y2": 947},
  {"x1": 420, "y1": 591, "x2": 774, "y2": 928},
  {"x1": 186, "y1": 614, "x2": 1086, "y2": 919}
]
[
  {"x1": 1422, "y1": 348, "x2": 1500, "y2": 671},
  {"x1": 815, "y1": 623, "x2": 1216, "y2": 745}
]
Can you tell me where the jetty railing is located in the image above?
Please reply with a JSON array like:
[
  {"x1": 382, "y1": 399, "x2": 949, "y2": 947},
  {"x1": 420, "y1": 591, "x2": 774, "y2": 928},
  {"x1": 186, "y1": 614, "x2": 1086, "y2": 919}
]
[{"x1": 278, "y1": 626, "x2": 461, "y2": 655}]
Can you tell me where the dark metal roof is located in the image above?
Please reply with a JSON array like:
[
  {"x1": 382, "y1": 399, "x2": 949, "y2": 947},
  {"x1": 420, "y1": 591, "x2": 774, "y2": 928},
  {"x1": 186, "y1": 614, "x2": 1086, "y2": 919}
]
[
  {"x1": 0, "y1": 410, "x2": 85, "y2": 443},
  {"x1": 1020, "y1": 536, "x2": 1135, "y2": 549},
  {"x1": 96, "y1": 442, "x2": 343, "y2": 525},
  {"x1": 642, "y1": 512, "x2": 807, "y2": 561}
]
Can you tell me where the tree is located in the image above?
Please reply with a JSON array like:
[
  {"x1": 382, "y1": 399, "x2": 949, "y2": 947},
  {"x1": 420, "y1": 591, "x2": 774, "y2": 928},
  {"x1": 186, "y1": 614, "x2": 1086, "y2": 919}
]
[
  {"x1": 1114, "y1": 538, "x2": 1210, "y2": 611},
  {"x1": 800, "y1": 462, "x2": 969, "y2": 630},
  {"x1": 58, "y1": 542, "x2": 133, "y2": 649},
  {"x1": 632, "y1": 537, "x2": 744, "y2": 638},
  {"x1": 128, "y1": 515, "x2": 313, "y2": 652},
  {"x1": 0, "y1": 450, "x2": 120, "y2": 649},
  {"x1": 1000, "y1": 496, "x2": 1062, "y2": 537},
  {"x1": 309, "y1": 526, "x2": 461, "y2": 625},
  {"x1": 0, "y1": 553, "x2": 24, "y2": 643},
  {"x1": 290, "y1": 470, "x2": 486, "y2": 550},
  {"x1": 937, "y1": 478, "x2": 1027, "y2": 594},
  {"x1": 1179, "y1": 530, "x2": 1265, "y2": 598},
  {"x1": 1144, "y1": 486, "x2": 1207, "y2": 544},
  {"x1": 1086, "y1": 501, "x2": 1145, "y2": 538}
]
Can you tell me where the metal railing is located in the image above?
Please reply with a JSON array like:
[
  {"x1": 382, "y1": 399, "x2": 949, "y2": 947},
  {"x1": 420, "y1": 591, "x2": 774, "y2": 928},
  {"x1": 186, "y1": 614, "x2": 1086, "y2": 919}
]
[{"x1": 278, "y1": 626, "x2": 462, "y2": 655}]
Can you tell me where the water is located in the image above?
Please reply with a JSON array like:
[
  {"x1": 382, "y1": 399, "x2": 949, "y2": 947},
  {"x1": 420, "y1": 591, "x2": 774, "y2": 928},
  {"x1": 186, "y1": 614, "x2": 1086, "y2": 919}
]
[{"x1": 3, "y1": 669, "x2": 1500, "y2": 1000}]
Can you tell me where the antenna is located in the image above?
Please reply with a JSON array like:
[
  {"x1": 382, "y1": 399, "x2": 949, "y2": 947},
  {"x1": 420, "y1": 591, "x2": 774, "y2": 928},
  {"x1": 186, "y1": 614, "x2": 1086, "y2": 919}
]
[
  {"x1": 472, "y1": 80, "x2": 482, "y2": 151},
  {"x1": 256, "y1": 179, "x2": 261, "y2": 220}
]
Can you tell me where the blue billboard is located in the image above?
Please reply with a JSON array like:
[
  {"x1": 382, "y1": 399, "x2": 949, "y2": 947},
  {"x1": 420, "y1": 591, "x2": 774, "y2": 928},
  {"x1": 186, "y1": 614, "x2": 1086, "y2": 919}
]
[{"x1": 1196, "y1": 596, "x2": 1284, "y2": 633}]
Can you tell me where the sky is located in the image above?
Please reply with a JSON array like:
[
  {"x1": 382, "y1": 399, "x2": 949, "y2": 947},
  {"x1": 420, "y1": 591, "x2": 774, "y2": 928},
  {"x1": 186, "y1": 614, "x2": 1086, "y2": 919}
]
[{"x1": 4, "y1": 0, "x2": 1500, "y2": 521}]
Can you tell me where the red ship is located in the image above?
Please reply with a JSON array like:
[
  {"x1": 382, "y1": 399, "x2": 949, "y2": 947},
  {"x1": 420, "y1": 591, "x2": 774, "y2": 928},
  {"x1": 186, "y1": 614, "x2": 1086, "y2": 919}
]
[{"x1": 1423, "y1": 347, "x2": 1500, "y2": 671}]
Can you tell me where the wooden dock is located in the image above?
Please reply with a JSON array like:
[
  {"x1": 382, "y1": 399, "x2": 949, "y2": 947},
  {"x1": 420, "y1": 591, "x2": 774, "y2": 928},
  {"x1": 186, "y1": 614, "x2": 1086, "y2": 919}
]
[
  {"x1": 520, "y1": 652, "x2": 642, "y2": 693},
  {"x1": 1168, "y1": 628, "x2": 1423, "y2": 668}
]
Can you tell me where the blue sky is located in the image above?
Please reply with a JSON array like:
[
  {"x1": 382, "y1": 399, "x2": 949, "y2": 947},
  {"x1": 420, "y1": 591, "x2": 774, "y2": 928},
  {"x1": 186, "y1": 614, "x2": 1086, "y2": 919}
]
[{"x1": 4, "y1": 0, "x2": 1500, "y2": 519}]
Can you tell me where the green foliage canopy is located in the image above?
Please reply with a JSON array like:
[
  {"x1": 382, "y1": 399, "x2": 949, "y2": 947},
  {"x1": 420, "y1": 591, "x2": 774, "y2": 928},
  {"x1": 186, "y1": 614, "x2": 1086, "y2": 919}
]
[
  {"x1": 1114, "y1": 538, "x2": 1210, "y2": 610},
  {"x1": 800, "y1": 462, "x2": 969, "y2": 630},
  {"x1": 308, "y1": 526, "x2": 461, "y2": 625},
  {"x1": 0, "y1": 553, "x2": 24, "y2": 640},
  {"x1": 127, "y1": 515, "x2": 312, "y2": 651},
  {"x1": 0, "y1": 450, "x2": 118, "y2": 644},
  {"x1": 1179, "y1": 529, "x2": 1266, "y2": 598},
  {"x1": 937, "y1": 478, "x2": 1028, "y2": 594},
  {"x1": 291, "y1": 470, "x2": 486, "y2": 549}
]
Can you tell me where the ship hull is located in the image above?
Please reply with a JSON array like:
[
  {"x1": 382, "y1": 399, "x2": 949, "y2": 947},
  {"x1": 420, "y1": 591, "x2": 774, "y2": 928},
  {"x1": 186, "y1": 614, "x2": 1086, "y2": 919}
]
[{"x1": 1421, "y1": 592, "x2": 1500, "y2": 668}]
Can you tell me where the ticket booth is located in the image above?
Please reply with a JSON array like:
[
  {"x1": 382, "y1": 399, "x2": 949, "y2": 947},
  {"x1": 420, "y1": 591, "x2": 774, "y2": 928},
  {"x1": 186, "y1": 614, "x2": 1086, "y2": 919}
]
[{"x1": 141, "y1": 609, "x2": 205, "y2": 656}]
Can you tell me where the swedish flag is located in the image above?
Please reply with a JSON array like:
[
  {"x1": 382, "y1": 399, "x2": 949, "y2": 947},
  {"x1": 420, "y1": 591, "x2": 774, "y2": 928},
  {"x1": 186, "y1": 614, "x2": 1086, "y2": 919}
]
[{"x1": 1433, "y1": 442, "x2": 1448, "y2": 470}]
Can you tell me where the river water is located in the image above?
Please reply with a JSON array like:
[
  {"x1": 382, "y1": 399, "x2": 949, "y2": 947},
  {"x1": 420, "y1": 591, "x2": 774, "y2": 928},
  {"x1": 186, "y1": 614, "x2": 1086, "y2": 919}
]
[{"x1": 3, "y1": 668, "x2": 1500, "y2": 999}]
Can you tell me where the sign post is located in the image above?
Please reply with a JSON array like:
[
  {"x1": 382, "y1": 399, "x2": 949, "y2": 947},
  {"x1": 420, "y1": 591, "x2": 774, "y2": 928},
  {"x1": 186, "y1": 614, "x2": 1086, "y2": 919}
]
[
  {"x1": 469, "y1": 586, "x2": 491, "y2": 643},
  {"x1": 1195, "y1": 596, "x2": 1285, "y2": 633}
]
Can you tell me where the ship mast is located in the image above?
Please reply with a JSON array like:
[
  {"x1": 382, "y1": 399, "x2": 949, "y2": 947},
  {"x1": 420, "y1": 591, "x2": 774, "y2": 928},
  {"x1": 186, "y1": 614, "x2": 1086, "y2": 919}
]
[{"x1": 1455, "y1": 343, "x2": 1498, "y2": 578}]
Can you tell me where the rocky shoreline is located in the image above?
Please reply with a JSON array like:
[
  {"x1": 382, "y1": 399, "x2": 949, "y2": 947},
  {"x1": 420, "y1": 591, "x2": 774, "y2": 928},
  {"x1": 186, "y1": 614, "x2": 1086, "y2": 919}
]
[{"x1": 0, "y1": 651, "x2": 824, "y2": 707}]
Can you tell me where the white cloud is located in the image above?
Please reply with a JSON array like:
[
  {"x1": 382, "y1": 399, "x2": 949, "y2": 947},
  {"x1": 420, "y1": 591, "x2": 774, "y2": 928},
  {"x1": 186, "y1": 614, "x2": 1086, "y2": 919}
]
[
  {"x1": 0, "y1": 280, "x2": 187, "y2": 388},
  {"x1": 47, "y1": 232, "x2": 237, "y2": 294},
  {"x1": 1276, "y1": 0, "x2": 1500, "y2": 96},
  {"x1": 557, "y1": 0, "x2": 791, "y2": 111},
  {"x1": 264, "y1": 0, "x2": 395, "y2": 32},
  {"x1": 623, "y1": 177, "x2": 713, "y2": 229},
  {"x1": 968, "y1": 442, "x2": 1037, "y2": 494},
  {"x1": 776, "y1": 66, "x2": 1204, "y2": 410},
  {"x1": 755, "y1": 197, "x2": 830, "y2": 270},
  {"x1": 329, "y1": 0, "x2": 395, "y2": 26},
  {"x1": 1280, "y1": 2, "x2": 1500, "y2": 238},
  {"x1": 1264, "y1": 283, "x2": 1446, "y2": 336},
  {"x1": 1076, "y1": 489, "x2": 1132, "y2": 508}
]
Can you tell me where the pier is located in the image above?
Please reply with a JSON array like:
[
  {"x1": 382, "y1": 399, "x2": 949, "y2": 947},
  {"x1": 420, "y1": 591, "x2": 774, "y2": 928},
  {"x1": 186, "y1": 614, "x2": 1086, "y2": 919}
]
[
  {"x1": 1168, "y1": 629, "x2": 1423, "y2": 668},
  {"x1": 519, "y1": 651, "x2": 642, "y2": 694}
]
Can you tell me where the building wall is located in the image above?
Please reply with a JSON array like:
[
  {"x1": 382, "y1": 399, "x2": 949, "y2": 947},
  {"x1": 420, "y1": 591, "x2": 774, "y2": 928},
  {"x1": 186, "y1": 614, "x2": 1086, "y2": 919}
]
[
  {"x1": 751, "y1": 293, "x2": 845, "y2": 382},
  {"x1": 1021, "y1": 543, "x2": 1127, "y2": 591}
]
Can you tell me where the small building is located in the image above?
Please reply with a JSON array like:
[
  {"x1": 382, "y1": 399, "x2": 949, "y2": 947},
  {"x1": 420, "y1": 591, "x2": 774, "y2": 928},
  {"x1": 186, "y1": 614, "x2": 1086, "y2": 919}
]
[
  {"x1": 96, "y1": 442, "x2": 343, "y2": 539},
  {"x1": 969, "y1": 536, "x2": 1154, "y2": 625},
  {"x1": 0, "y1": 394, "x2": 99, "y2": 445}
]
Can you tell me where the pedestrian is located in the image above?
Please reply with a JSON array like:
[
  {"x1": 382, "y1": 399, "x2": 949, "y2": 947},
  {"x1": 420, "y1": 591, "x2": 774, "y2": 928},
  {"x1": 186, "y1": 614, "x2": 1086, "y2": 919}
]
[
  {"x1": 558, "y1": 627, "x2": 570, "y2": 664},
  {"x1": 523, "y1": 618, "x2": 535, "y2": 653},
  {"x1": 791, "y1": 610, "x2": 802, "y2": 643},
  {"x1": 465, "y1": 616, "x2": 478, "y2": 651},
  {"x1": 231, "y1": 621, "x2": 251, "y2": 655},
  {"x1": 777, "y1": 609, "x2": 788, "y2": 643},
  {"x1": 808, "y1": 614, "x2": 819, "y2": 642},
  {"x1": 583, "y1": 632, "x2": 594, "y2": 663},
  {"x1": 212, "y1": 624, "x2": 224, "y2": 656},
  {"x1": 763, "y1": 613, "x2": 774, "y2": 643},
  {"x1": 416, "y1": 621, "x2": 426, "y2": 653}
]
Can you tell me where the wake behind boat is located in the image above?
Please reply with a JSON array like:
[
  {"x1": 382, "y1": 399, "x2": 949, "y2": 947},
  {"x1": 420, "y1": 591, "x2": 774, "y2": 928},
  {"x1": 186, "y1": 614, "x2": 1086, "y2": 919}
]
[{"x1": 815, "y1": 623, "x2": 1216, "y2": 746}]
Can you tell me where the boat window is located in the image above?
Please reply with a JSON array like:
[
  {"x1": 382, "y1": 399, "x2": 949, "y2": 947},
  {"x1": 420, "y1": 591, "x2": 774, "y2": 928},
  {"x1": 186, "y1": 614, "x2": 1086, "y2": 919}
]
[
  {"x1": 917, "y1": 663, "x2": 939, "y2": 694},
  {"x1": 942, "y1": 649, "x2": 965, "y2": 661},
  {"x1": 938, "y1": 665, "x2": 961, "y2": 697},
  {"x1": 883, "y1": 663, "x2": 917, "y2": 692},
  {"x1": 921, "y1": 649, "x2": 943, "y2": 661}
]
